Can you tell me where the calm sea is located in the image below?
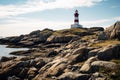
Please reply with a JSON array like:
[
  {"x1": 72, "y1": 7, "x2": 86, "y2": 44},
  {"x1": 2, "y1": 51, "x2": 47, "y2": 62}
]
[{"x1": 0, "y1": 45, "x2": 28, "y2": 58}]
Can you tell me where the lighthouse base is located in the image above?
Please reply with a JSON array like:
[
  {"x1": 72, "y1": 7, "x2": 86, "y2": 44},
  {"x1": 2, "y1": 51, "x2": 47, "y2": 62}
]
[{"x1": 71, "y1": 24, "x2": 82, "y2": 28}]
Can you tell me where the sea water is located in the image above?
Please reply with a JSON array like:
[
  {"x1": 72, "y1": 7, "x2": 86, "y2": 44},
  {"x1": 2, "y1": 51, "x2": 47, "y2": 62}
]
[{"x1": 0, "y1": 45, "x2": 28, "y2": 58}]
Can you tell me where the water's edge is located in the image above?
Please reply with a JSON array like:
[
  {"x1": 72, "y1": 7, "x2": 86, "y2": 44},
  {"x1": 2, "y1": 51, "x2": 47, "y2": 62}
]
[{"x1": 0, "y1": 45, "x2": 28, "y2": 58}]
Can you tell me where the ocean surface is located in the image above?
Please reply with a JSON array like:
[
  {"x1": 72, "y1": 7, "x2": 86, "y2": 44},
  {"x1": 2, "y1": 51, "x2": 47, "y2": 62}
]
[{"x1": 0, "y1": 45, "x2": 28, "y2": 58}]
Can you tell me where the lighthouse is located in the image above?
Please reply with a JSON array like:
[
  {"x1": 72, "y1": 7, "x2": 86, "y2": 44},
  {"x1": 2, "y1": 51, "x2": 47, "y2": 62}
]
[{"x1": 71, "y1": 10, "x2": 82, "y2": 28}]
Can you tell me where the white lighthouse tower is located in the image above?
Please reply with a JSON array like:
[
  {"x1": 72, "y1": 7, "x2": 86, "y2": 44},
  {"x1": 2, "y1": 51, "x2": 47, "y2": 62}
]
[{"x1": 71, "y1": 10, "x2": 82, "y2": 28}]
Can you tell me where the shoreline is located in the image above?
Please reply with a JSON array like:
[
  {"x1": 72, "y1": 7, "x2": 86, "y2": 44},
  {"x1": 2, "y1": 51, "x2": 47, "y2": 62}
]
[{"x1": 0, "y1": 22, "x2": 120, "y2": 80}]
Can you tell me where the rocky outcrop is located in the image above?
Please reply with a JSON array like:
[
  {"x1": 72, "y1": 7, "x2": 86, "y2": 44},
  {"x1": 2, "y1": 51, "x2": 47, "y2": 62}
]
[
  {"x1": 0, "y1": 29, "x2": 53, "y2": 47},
  {"x1": 28, "y1": 28, "x2": 53, "y2": 43},
  {"x1": 17, "y1": 29, "x2": 53, "y2": 47},
  {"x1": 105, "y1": 21, "x2": 120, "y2": 40},
  {"x1": 0, "y1": 22, "x2": 120, "y2": 80},
  {"x1": 0, "y1": 57, "x2": 46, "y2": 80},
  {"x1": 46, "y1": 35, "x2": 78, "y2": 43},
  {"x1": 0, "y1": 35, "x2": 24, "y2": 44},
  {"x1": 34, "y1": 58, "x2": 68, "y2": 79},
  {"x1": 1, "y1": 54, "x2": 118, "y2": 80},
  {"x1": 0, "y1": 26, "x2": 107, "y2": 48}
]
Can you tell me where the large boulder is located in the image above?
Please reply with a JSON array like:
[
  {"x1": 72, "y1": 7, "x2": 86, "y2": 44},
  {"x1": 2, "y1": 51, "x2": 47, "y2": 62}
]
[
  {"x1": 9, "y1": 35, "x2": 24, "y2": 43},
  {"x1": 97, "y1": 46, "x2": 113, "y2": 61},
  {"x1": 0, "y1": 56, "x2": 16, "y2": 62},
  {"x1": 80, "y1": 58, "x2": 117, "y2": 74},
  {"x1": 88, "y1": 44, "x2": 120, "y2": 60},
  {"x1": 80, "y1": 57, "x2": 98, "y2": 73},
  {"x1": 34, "y1": 58, "x2": 68, "y2": 79},
  {"x1": 0, "y1": 57, "x2": 42, "y2": 80},
  {"x1": 97, "y1": 44, "x2": 120, "y2": 60},
  {"x1": 65, "y1": 47, "x2": 89, "y2": 64},
  {"x1": 105, "y1": 21, "x2": 120, "y2": 40},
  {"x1": 91, "y1": 61, "x2": 117, "y2": 70},
  {"x1": 88, "y1": 48, "x2": 101, "y2": 58},
  {"x1": 0, "y1": 61, "x2": 23, "y2": 79},
  {"x1": 97, "y1": 31, "x2": 108, "y2": 40},
  {"x1": 46, "y1": 61, "x2": 66, "y2": 77},
  {"x1": 29, "y1": 30, "x2": 41, "y2": 36},
  {"x1": 24, "y1": 29, "x2": 53, "y2": 44}
]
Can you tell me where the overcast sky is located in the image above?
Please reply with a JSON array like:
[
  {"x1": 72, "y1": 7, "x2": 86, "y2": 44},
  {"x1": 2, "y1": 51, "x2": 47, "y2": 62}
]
[{"x1": 0, "y1": 0, "x2": 120, "y2": 37}]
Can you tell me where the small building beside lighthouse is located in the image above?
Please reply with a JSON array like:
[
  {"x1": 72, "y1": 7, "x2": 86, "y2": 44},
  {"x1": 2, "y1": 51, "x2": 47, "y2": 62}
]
[{"x1": 71, "y1": 10, "x2": 82, "y2": 28}]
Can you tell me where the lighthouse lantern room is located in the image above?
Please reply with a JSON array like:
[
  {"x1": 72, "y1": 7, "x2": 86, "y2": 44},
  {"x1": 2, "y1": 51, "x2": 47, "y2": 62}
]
[{"x1": 71, "y1": 10, "x2": 82, "y2": 28}]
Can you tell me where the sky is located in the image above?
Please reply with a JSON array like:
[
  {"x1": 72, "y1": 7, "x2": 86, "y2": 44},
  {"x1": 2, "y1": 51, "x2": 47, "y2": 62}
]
[{"x1": 0, "y1": 0, "x2": 120, "y2": 37}]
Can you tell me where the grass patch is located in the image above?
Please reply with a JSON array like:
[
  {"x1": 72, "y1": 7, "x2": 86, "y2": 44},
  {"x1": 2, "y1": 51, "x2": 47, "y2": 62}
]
[
  {"x1": 91, "y1": 40, "x2": 120, "y2": 47},
  {"x1": 53, "y1": 28, "x2": 87, "y2": 36},
  {"x1": 81, "y1": 35, "x2": 96, "y2": 41}
]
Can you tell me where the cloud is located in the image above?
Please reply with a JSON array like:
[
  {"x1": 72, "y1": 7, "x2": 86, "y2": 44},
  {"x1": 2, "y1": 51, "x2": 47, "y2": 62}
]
[
  {"x1": 81, "y1": 19, "x2": 110, "y2": 25},
  {"x1": 81, "y1": 16, "x2": 120, "y2": 27},
  {"x1": 0, "y1": 17, "x2": 71, "y2": 37},
  {"x1": 1, "y1": 16, "x2": 119, "y2": 28},
  {"x1": 0, "y1": 16, "x2": 119, "y2": 37},
  {"x1": 111, "y1": 6, "x2": 120, "y2": 8},
  {"x1": 0, "y1": 0, "x2": 104, "y2": 18},
  {"x1": 0, "y1": 17, "x2": 71, "y2": 31},
  {"x1": 114, "y1": 17, "x2": 120, "y2": 21}
]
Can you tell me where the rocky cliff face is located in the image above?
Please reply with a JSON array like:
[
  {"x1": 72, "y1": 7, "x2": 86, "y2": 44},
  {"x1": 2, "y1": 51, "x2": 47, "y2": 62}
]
[
  {"x1": 0, "y1": 22, "x2": 120, "y2": 80},
  {"x1": 0, "y1": 28, "x2": 93, "y2": 48},
  {"x1": 105, "y1": 21, "x2": 120, "y2": 40}
]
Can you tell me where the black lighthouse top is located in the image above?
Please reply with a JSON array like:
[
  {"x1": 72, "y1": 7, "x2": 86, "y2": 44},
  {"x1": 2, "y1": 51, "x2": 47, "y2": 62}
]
[{"x1": 74, "y1": 10, "x2": 79, "y2": 17}]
